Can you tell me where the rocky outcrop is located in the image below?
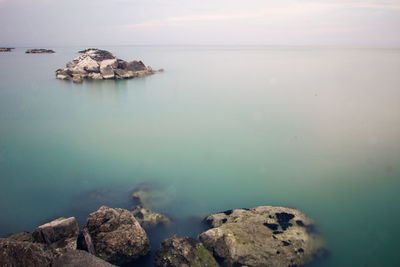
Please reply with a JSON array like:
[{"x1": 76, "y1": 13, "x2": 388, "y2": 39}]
[
  {"x1": 199, "y1": 206, "x2": 326, "y2": 267},
  {"x1": 0, "y1": 47, "x2": 14, "y2": 52},
  {"x1": 84, "y1": 206, "x2": 150, "y2": 265},
  {"x1": 26, "y1": 49, "x2": 55, "y2": 54},
  {"x1": 52, "y1": 249, "x2": 116, "y2": 267},
  {"x1": 56, "y1": 48, "x2": 156, "y2": 83},
  {"x1": 131, "y1": 205, "x2": 171, "y2": 227},
  {"x1": 32, "y1": 217, "x2": 79, "y2": 249},
  {"x1": 155, "y1": 236, "x2": 219, "y2": 267},
  {"x1": 0, "y1": 238, "x2": 54, "y2": 266},
  {"x1": 6, "y1": 231, "x2": 34, "y2": 242}
]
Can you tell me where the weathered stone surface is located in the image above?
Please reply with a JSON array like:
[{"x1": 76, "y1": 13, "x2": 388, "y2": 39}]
[
  {"x1": 6, "y1": 231, "x2": 34, "y2": 242},
  {"x1": 199, "y1": 206, "x2": 326, "y2": 267},
  {"x1": 126, "y1": 60, "x2": 147, "y2": 71},
  {"x1": 32, "y1": 217, "x2": 79, "y2": 249},
  {"x1": 72, "y1": 75, "x2": 84, "y2": 83},
  {"x1": 131, "y1": 205, "x2": 171, "y2": 227},
  {"x1": 85, "y1": 206, "x2": 150, "y2": 265},
  {"x1": 26, "y1": 49, "x2": 55, "y2": 54},
  {"x1": 0, "y1": 238, "x2": 54, "y2": 266},
  {"x1": 52, "y1": 249, "x2": 116, "y2": 267},
  {"x1": 156, "y1": 236, "x2": 219, "y2": 267}
]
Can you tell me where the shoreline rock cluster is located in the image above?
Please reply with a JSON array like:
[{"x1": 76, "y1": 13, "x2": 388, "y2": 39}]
[
  {"x1": 2, "y1": 204, "x2": 327, "y2": 266},
  {"x1": 0, "y1": 47, "x2": 14, "y2": 52},
  {"x1": 56, "y1": 48, "x2": 158, "y2": 83},
  {"x1": 26, "y1": 49, "x2": 55, "y2": 54}
]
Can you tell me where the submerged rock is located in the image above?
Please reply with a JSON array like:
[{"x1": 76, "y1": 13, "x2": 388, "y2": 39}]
[
  {"x1": 85, "y1": 206, "x2": 150, "y2": 265},
  {"x1": 0, "y1": 238, "x2": 54, "y2": 266},
  {"x1": 0, "y1": 47, "x2": 14, "y2": 52},
  {"x1": 131, "y1": 182, "x2": 175, "y2": 210},
  {"x1": 155, "y1": 236, "x2": 219, "y2": 267},
  {"x1": 199, "y1": 206, "x2": 326, "y2": 267},
  {"x1": 32, "y1": 217, "x2": 79, "y2": 250},
  {"x1": 26, "y1": 49, "x2": 55, "y2": 54},
  {"x1": 56, "y1": 48, "x2": 156, "y2": 82},
  {"x1": 131, "y1": 205, "x2": 171, "y2": 227}
]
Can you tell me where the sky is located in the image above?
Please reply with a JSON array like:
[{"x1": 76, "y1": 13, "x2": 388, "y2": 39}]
[{"x1": 0, "y1": 0, "x2": 399, "y2": 46}]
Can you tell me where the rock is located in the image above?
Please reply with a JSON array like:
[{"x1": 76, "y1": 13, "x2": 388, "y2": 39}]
[
  {"x1": 52, "y1": 249, "x2": 116, "y2": 267},
  {"x1": 199, "y1": 206, "x2": 326, "y2": 267},
  {"x1": 0, "y1": 47, "x2": 14, "y2": 52},
  {"x1": 155, "y1": 236, "x2": 219, "y2": 267},
  {"x1": 26, "y1": 49, "x2": 55, "y2": 54},
  {"x1": 72, "y1": 75, "x2": 84, "y2": 83},
  {"x1": 131, "y1": 205, "x2": 171, "y2": 227},
  {"x1": 85, "y1": 206, "x2": 150, "y2": 265},
  {"x1": 32, "y1": 217, "x2": 79, "y2": 249},
  {"x1": 131, "y1": 182, "x2": 175, "y2": 210},
  {"x1": 158, "y1": 68, "x2": 165, "y2": 72},
  {"x1": 56, "y1": 49, "x2": 157, "y2": 82},
  {"x1": 6, "y1": 231, "x2": 34, "y2": 242},
  {"x1": 0, "y1": 238, "x2": 54, "y2": 266}
]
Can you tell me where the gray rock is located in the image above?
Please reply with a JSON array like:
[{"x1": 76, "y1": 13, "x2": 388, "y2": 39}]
[
  {"x1": 0, "y1": 47, "x2": 14, "y2": 52},
  {"x1": 126, "y1": 60, "x2": 147, "y2": 71},
  {"x1": 6, "y1": 231, "x2": 34, "y2": 242},
  {"x1": 155, "y1": 236, "x2": 219, "y2": 267},
  {"x1": 85, "y1": 206, "x2": 150, "y2": 265},
  {"x1": 26, "y1": 49, "x2": 55, "y2": 54},
  {"x1": 131, "y1": 205, "x2": 171, "y2": 227},
  {"x1": 0, "y1": 238, "x2": 54, "y2": 266},
  {"x1": 52, "y1": 249, "x2": 116, "y2": 267},
  {"x1": 32, "y1": 217, "x2": 79, "y2": 249},
  {"x1": 199, "y1": 206, "x2": 326, "y2": 267}
]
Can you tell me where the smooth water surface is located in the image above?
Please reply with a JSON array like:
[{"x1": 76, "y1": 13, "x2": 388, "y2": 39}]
[{"x1": 1, "y1": 46, "x2": 400, "y2": 266}]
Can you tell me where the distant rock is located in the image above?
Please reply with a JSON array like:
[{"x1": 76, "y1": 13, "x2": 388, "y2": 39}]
[
  {"x1": 0, "y1": 238, "x2": 54, "y2": 266},
  {"x1": 56, "y1": 48, "x2": 158, "y2": 82},
  {"x1": 199, "y1": 206, "x2": 327, "y2": 267},
  {"x1": 131, "y1": 205, "x2": 171, "y2": 227},
  {"x1": 32, "y1": 217, "x2": 79, "y2": 250},
  {"x1": 155, "y1": 236, "x2": 219, "y2": 267},
  {"x1": 0, "y1": 47, "x2": 14, "y2": 52},
  {"x1": 85, "y1": 206, "x2": 150, "y2": 265},
  {"x1": 26, "y1": 49, "x2": 55, "y2": 54}
]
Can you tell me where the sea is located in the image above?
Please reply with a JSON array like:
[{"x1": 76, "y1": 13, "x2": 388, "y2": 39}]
[{"x1": 0, "y1": 46, "x2": 399, "y2": 266}]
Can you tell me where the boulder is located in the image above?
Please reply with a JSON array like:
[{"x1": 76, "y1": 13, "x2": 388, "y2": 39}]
[
  {"x1": 76, "y1": 56, "x2": 99, "y2": 73},
  {"x1": 26, "y1": 49, "x2": 55, "y2": 54},
  {"x1": 0, "y1": 238, "x2": 54, "y2": 266},
  {"x1": 131, "y1": 205, "x2": 171, "y2": 227},
  {"x1": 52, "y1": 249, "x2": 116, "y2": 267},
  {"x1": 32, "y1": 217, "x2": 79, "y2": 249},
  {"x1": 72, "y1": 75, "x2": 84, "y2": 83},
  {"x1": 85, "y1": 206, "x2": 150, "y2": 265},
  {"x1": 6, "y1": 231, "x2": 34, "y2": 242},
  {"x1": 126, "y1": 60, "x2": 147, "y2": 71},
  {"x1": 155, "y1": 236, "x2": 219, "y2": 267},
  {"x1": 199, "y1": 206, "x2": 326, "y2": 267}
]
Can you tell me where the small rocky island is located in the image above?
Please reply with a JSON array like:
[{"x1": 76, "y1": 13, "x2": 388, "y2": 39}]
[
  {"x1": 1, "y1": 202, "x2": 327, "y2": 266},
  {"x1": 56, "y1": 48, "x2": 157, "y2": 83},
  {"x1": 0, "y1": 47, "x2": 14, "y2": 52},
  {"x1": 26, "y1": 49, "x2": 55, "y2": 54}
]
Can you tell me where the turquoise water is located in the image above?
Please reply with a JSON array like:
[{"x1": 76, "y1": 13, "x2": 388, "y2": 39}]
[{"x1": 1, "y1": 46, "x2": 400, "y2": 266}]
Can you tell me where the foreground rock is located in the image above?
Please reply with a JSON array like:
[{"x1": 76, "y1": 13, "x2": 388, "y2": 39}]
[
  {"x1": 6, "y1": 231, "x2": 34, "y2": 242},
  {"x1": 0, "y1": 238, "x2": 54, "y2": 266},
  {"x1": 85, "y1": 206, "x2": 150, "y2": 265},
  {"x1": 131, "y1": 205, "x2": 171, "y2": 227},
  {"x1": 32, "y1": 217, "x2": 79, "y2": 249},
  {"x1": 26, "y1": 49, "x2": 55, "y2": 53},
  {"x1": 155, "y1": 236, "x2": 219, "y2": 267},
  {"x1": 52, "y1": 249, "x2": 116, "y2": 267},
  {"x1": 56, "y1": 48, "x2": 156, "y2": 83},
  {"x1": 0, "y1": 47, "x2": 14, "y2": 52},
  {"x1": 199, "y1": 206, "x2": 326, "y2": 267}
]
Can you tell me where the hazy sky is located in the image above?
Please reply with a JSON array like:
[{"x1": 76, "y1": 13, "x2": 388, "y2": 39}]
[{"x1": 0, "y1": 0, "x2": 399, "y2": 46}]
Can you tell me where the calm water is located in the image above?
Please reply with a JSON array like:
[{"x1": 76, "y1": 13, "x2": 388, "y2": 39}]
[{"x1": 1, "y1": 46, "x2": 399, "y2": 266}]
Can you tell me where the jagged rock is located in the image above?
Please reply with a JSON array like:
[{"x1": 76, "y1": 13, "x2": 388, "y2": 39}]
[
  {"x1": 85, "y1": 206, "x2": 150, "y2": 265},
  {"x1": 0, "y1": 238, "x2": 54, "y2": 266},
  {"x1": 199, "y1": 206, "x2": 327, "y2": 267},
  {"x1": 26, "y1": 49, "x2": 55, "y2": 54},
  {"x1": 155, "y1": 236, "x2": 219, "y2": 267},
  {"x1": 6, "y1": 231, "x2": 34, "y2": 242},
  {"x1": 32, "y1": 217, "x2": 79, "y2": 249},
  {"x1": 52, "y1": 249, "x2": 116, "y2": 267},
  {"x1": 0, "y1": 47, "x2": 14, "y2": 52},
  {"x1": 131, "y1": 205, "x2": 171, "y2": 227},
  {"x1": 56, "y1": 49, "x2": 155, "y2": 82}
]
